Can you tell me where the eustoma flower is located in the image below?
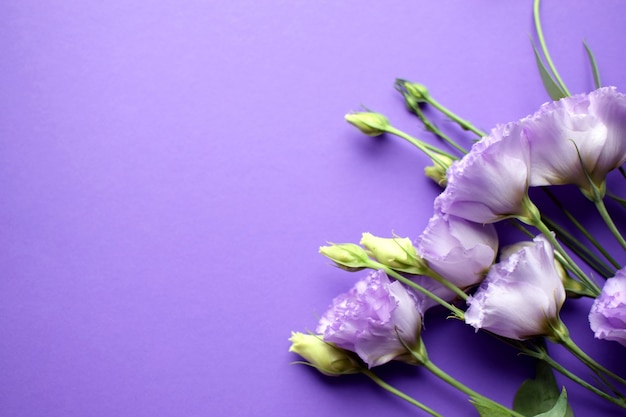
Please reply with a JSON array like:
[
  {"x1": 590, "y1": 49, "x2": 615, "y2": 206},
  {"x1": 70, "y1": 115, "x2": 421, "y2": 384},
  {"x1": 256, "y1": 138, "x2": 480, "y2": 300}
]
[
  {"x1": 416, "y1": 211, "x2": 498, "y2": 290},
  {"x1": 523, "y1": 87, "x2": 626, "y2": 196},
  {"x1": 434, "y1": 121, "x2": 532, "y2": 224},
  {"x1": 589, "y1": 268, "x2": 626, "y2": 347},
  {"x1": 316, "y1": 269, "x2": 422, "y2": 367},
  {"x1": 465, "y1": 235, "x2": 566, "y2": 340}
]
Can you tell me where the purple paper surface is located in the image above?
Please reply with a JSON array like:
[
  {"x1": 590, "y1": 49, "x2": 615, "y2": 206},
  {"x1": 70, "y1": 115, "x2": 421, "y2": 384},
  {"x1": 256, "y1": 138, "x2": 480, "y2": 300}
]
[{"x1": 1, "y1": 1, "x2": 626, "y2": 416}]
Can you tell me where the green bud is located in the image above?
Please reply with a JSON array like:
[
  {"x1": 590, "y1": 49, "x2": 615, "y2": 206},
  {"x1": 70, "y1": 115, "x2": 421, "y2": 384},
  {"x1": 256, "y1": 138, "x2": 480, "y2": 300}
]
[
  {"x1": 424, "y1": 154, "x2": 455, "y2": 188},
  {"x1": 345, "y1": 112, "x2": 390, "y2": 136},
  {"x1": 400, "y1": 80, "x2": 430, "y2": 103},
  {"x1": 289, "y1": 332, "x2": 362, "y2": 376},
  {"x1": 319, "y1": 243, "x2": 369, "y2": 271},
  {"x1": 360, "y1": 233, "x2": 425, "y2": 274}
]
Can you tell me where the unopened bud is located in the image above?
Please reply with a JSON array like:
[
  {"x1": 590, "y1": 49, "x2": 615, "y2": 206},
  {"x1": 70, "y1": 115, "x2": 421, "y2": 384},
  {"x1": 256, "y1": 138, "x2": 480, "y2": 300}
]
[
  {"x1": 345, "y1": 112, "x2": 390, "y2": 136},
  {"x1": 319, "y1": 243, "x2": 369, "y2": 271},
  {"x1": 424, "y1": 154, "x2": 454, "y2": 188},
  {"x1": 289, "y1": 332, "x2": 362, "y2": 376},
  {"x1": 360, "y1": 233, "x2": 425, "y2": 274}
]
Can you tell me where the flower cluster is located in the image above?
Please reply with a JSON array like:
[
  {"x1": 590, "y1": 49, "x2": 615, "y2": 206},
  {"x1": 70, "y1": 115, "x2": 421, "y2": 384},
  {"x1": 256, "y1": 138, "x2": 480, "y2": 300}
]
[{"x1": 289, "y1": 4, "x2": 626, "y2": 415}]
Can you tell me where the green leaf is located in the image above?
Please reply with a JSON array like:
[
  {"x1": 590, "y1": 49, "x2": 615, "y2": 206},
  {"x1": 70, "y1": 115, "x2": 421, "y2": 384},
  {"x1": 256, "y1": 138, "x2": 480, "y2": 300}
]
[
  {"x1": 513, "y1": 358, "x2": 573, "y2": 417},
  {"x1": 471, "y1": 397, "x2": 514, "y2": 417},
  {"x1": 534, "y1": 389, "x2": 570, "y2": 417},
  {"x1": 531, "y1": 39, "x2": 567, "y2": 101},
  {"x1": 583, "y1": 41, "x2": 602, "y2": 89}
]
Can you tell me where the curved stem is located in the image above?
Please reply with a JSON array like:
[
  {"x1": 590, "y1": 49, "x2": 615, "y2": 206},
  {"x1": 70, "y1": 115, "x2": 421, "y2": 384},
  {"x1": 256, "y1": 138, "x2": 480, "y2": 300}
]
[
  {"x1": 425, "y1": 97, "x2": 487, "y2": 138},
  {"x1": 533, "y1": 0, "x2": 571, "y2": 96},
  {"x1": 551, "y1": 320, "x2": 626, "y2": 388},
  {"x1": 361, "y1": 369, "x2": 443, "y2": 416},
  {"x1": 411, "y1": 105, "x2": 469, "y2": 154},
  {"x1": 424, "y1": 267, "x2": 469, "y2": 301},
  {"x1": 412, "y1": 350, "x2": 525, "y2": 417},
  {"x1": 368, "y1": 261, "x2": 465, "y2": 319},
  {"x1": 521, "y1": 196, "x2": 601, "y2": 296},
  {"x1": 527, "y1": 348, "x2": 626, "y2": 408},
  {"x1": 543, "y1": 188, "x2": 621, "y2": 270},
  {"x1": 594, "y1": 196, "x2": 626, "y2": 251},
  {"x1": 385, "y1": 126, "x2": 458, "y2": 163}
]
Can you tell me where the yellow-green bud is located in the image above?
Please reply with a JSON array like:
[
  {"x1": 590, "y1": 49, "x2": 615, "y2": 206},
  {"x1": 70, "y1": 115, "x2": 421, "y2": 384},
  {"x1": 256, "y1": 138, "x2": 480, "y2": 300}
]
[
  {"x1": 288, "y1": 332, "x2": 362, "y2": 376},
  {"x1": 403, "y1": 82, "x2": 430, "y2": 102},
  {"x1": 424, "y1": 154, "x2": 455, "y2": 188},
  {"x1": 319, "y1": 243, "x2": 369, "y2": 271},
  {"x1": 360, "y1": 233, "x2": 424, "y2": 273},
  {"x1": 345, "y1": 112, "x2": 390, "y2": 136}
]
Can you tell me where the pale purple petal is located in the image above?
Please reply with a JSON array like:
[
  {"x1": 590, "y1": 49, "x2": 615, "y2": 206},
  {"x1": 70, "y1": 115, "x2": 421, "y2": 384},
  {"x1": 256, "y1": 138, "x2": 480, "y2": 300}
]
[
  {"x1": 416, "y1": 211, "x2": 498, "y2": 289},
  {"x1": 524, "y1": 87, "x2": 626, "y2": 190},
  {"x1": 589, "y1": 268, "x2": 626, "y2": 347},
  {"x1": 465, "y1": 235, "x2": 565, "y2": 340},
  {"x1": 435, "y1": 122, "x2": 530, "y2": 223},
  {"x1": 316, "y1": 270, "x2": 423, "y2": 367}
]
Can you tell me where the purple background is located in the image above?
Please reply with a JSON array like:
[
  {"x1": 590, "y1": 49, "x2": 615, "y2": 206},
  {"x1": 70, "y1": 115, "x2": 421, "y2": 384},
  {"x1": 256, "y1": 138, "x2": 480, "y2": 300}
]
[{"x1": 2, "y1": 1, "x2": 626, "y2": 416}]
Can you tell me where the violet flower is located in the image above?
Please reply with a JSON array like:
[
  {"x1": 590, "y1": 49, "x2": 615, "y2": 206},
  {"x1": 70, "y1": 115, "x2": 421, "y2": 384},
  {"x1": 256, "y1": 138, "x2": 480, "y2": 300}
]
[
  {"x1": 316, "y1": 269, "x2": 422, "y2": 367},
  {"x1": 523, "y1": 87, "x2": 626, "y2": 196},
  {"x1": 434, "y1": 121, "x2": 531, "y2": 223},
  {"x1": 465, "y1": 235, "x2": 566, "y2": 340},
  {"x1": 416, "y1": 211, "x2": 498, "y2": 290},
  {"x1": 589, "y1": 268, "x2": 626, "y2": 347}
]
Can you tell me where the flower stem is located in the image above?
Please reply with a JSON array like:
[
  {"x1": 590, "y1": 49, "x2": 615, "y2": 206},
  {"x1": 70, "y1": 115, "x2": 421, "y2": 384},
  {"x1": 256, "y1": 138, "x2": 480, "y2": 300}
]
[
  {"x1": 410, "y1": 344, "x2": 525, "y2": 417},
  {"x1": 385, "y1": 126, "x2": 458, "y2": 167},
  {"x1": 542, "y1": 216, "x2": 616, "y2": 280},
  {"x1": 410, "y1": 104, "x2": 469, "y2": 154},
  {"x1": 361, "y1": 369, "x2": 443, "y2": 417},
  {"x1": 542, "y1": 188, "x2": 621, "y2": 271},
  {"x1": 368, "y1": 260, "x2": 465, "y2": 319},
  {"x1": 533, "y1": 0, "x2": 571, "y2": 96},
  {"x1": 521, "y1": 196, "x2": 601, "y2": 296},
  {"x1": 594, "y1": 195, "x2": 626, "y2": 251},
  {"x1": 424, "y1": 96, "x2": 487, "y2": 138},
  {"x1": 424, "y1": 267, "x2": 469, "y2": 301},
  {"x1": 550, "y1": 319, "x2": 626, "y2": 389},
  {"x1": 526, "y1": 346, "x2": 626, "y2": 408}
]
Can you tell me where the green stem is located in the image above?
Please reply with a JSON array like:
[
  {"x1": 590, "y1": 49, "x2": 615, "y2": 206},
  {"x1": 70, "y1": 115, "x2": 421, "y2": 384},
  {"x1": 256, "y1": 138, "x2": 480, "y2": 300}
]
[
  {"x1": 521, "y1": 196, "x2": 601, "y2": 296},
  {"x1": 527, "y1": 347, "x2": 626, "y2": 408},
  {"x1": 425, "y1": 96, "x2": 487, "y2": 138},
  {"x1": 550, "y1": 319, "x2": 626, "y2": 388},
  {"x1": 594, "y1": 196, "x2": 626, "y2": 251},
  {"x1": 368, "y1": 260, "x2": 465, "y2": 319},
  {"x1": 410, "y1": 344, "x2": 525, "y2": 417},
  {"x1": 361, "y1": 369, "x2": 443, "y2": 417},
  {"x1": 424, "y1": 267, "x2": 469, "y2": 301},
  {"x1": 411, "y1": 105, "x2": 469, "y2": 154},
  {"x1": 385, "y1": 126, "x2": 458, "y2": 166},
  {"x1": 541, "y1": 215, "x2": 617, "y2": 278},
  {"x1": 543, "y1": 188, "x2": 621, "y2": 270},
  {"x1": 533, "y1": 0, "x2": 571, "y2": 96}
]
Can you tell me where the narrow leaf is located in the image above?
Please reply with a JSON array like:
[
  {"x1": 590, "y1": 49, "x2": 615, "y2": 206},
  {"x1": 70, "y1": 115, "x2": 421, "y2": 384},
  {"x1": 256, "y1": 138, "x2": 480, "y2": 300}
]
[
  {"x1": 583, "y1": 41, "x2": 602, "y2": 89},
  {"x1": 531, "y1": 39, "x2": 567, "y2": 101}
]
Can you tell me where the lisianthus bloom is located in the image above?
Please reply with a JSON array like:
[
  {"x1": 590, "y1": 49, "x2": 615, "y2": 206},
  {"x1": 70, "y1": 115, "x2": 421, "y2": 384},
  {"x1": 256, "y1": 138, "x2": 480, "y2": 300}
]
[
  {"x1": 288, "y1": 332, "x2": 362, "y2": 376},
  {"x1": 316, "y1": 269, "x2": 422, "y2": 367},
  {"x1": 416, "y1": 211, "x2": 498, "y2": 289},
  {"x1": 465, "y1": 235, "x2": 566, "y2": 340},
  {"x1": 435, "y1": 121, "x2": 531, "y2": 223},
  {"x1": 523, "y1": 87, "x2": 626, "y2": 197},
  {"x1": 589, "y1": 268, "x2": 626, "y2": 347}
]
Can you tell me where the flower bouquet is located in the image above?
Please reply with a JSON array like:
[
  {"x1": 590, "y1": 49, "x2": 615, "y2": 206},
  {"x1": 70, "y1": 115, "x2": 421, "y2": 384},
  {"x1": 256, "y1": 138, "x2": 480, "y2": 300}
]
[{"x1": 289, "y1": 1, "x2": 626, "y2": 416}]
